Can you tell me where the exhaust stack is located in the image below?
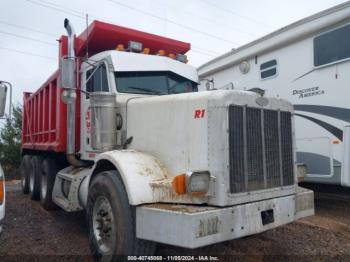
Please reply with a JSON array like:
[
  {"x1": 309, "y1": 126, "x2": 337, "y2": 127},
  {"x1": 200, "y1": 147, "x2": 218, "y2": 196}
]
[{"x1": 63, "y1": 18, "x2": 88, "y2": 167}]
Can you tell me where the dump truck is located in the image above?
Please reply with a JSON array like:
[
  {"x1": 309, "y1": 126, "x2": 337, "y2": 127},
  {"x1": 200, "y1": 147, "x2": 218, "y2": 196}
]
[{"x1": 20, "y1": 19, "x2": 314, "y2": 259}]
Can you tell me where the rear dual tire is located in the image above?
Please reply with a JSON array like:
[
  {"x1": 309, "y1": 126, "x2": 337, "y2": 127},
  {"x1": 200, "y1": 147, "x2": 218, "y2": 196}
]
[
  {"x1": 21, "y1": 155, "x2": 58, "y2": 209},
  {"x1": 20, "y1": 155, "x2": 31, "y2": 194},
  {"x1": 29, "y1": 156, "x2": 42, "y2": 200},
  {"x1": 40, "y1": 157, "x2": 58, "y2": 210}
]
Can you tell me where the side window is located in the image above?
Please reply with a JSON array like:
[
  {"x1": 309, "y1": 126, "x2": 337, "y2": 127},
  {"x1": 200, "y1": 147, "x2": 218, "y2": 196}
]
[
  {"x1": 314, "y1": 24, "x2": 350, "y2": 67},
  {"x1": 260, "y1": 59, "x2": 277, "y2": 79},
  {"x1": 86, "y1": 64, "x2": 109, "y2": 98}
]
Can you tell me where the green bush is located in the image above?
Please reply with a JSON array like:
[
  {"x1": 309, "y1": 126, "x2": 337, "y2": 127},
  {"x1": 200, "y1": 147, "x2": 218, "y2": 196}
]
[{"x1": 0, "y1": 105, "x2": 22, "y2": 179}]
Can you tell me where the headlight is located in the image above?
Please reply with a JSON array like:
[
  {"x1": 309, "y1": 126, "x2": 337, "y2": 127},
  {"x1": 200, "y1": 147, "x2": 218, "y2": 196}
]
[{"x1": 187, "y1": 172, "x2": 210, "y2": 196}]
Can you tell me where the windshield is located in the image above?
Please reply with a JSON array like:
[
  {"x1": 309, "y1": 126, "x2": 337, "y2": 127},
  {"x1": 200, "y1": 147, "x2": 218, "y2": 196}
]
[{"x1": 114, "y1": 71, "x2": 198, "y2": 95}]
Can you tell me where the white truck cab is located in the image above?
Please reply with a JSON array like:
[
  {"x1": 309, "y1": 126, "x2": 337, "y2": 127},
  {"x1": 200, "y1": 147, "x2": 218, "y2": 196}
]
[{"x1": 56, "y1": 41, "x2": 314, "y2": 250}]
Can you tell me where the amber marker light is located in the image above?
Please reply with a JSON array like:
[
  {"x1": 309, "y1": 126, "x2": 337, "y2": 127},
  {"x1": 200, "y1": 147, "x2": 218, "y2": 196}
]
[
  {"x1": 116, "y1": 44, "x2": 125, "y2": 51},
  {"x1": 158, "y1": 50, "x2": 166, "y2": 56},
  {"x1": 168, "y1": 53, "x2": 176, "y2": 59},
  {"x1": 143, "y1": 48, "x2": 150, "y2": 54},
  {"x1": 172, "y1": 174, "x2": 187, "y2": 195}
]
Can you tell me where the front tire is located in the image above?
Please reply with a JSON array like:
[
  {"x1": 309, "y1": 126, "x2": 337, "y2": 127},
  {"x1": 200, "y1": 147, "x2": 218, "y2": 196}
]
[
  {"x1": 29, "y1": 156, "x2": 42, "y2": 200},
  {"x1": 87, "y1": 171, "x2": 156, "y2": 260}
]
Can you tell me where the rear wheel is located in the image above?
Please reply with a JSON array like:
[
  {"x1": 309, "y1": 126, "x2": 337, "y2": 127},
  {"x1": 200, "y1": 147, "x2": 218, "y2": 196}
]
[
  {"x1": 20, "y1": 155, "x2": 31, "y2": 194},
  {"x1": 87, "y1": 171, "x2": 156, "y2": 260},
  {"x1": 40, "y1": 157, "x2": 59, "y2": 210},
  {"x1": 29, "y1": 156, "x2": 42, "y2": 200}
]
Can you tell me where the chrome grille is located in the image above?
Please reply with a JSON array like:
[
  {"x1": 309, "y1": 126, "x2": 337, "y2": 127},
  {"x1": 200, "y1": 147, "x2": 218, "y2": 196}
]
[{"x1": 228, "y1": 105, "x2": 294, "y2": 193}]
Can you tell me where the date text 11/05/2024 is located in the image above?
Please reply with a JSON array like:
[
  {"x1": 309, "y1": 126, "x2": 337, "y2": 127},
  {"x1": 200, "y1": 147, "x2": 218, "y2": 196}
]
[{"x1": 127, "y1": 256, "x2": 220, "y2": 261}]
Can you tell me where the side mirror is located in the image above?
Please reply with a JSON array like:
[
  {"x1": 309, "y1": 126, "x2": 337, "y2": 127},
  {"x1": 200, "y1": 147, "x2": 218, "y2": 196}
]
[
  {"x1": 0, "y1": 83, "x2": 8, "y2": 118},
  {"x1": 60, "y1": 57, "x2": 76, "y2": 89}
]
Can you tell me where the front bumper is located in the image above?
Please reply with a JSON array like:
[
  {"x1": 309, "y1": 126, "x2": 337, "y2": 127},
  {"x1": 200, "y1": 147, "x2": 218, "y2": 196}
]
[{"x1": 136, "y1": 187, "x2": 314, "y2": 248}]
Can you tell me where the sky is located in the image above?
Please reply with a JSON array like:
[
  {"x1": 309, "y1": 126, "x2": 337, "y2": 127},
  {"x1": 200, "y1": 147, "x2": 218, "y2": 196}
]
[{"x1": 0, "y1": 0, "x2": 348, "y2": 107}]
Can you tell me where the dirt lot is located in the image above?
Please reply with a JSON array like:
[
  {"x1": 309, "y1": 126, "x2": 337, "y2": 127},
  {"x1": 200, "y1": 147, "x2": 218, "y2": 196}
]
[{"x1": 0, "y1": 181, "x2": 350, "y2": 261}]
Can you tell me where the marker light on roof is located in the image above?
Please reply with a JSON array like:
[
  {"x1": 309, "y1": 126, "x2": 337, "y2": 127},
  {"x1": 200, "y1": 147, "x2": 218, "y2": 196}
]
[
  {"x1": 158, "y1": 50, "x2": 166, "y2": 56},
  {"x1": 116, "y1": 44, "x2": 125, "y2": 51},
  {"x1": 168, "y1": 53, "x2": 176, "y2": 59},
  {"x1": 128, "y1": 41, "x2": 143, "y2": 52},
  {"x1": 143, "y1": 48, "x2": 150, "y2": 54}
]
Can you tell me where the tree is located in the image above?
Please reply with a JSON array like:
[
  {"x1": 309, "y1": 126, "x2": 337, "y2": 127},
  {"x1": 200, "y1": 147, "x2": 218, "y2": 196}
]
[{"x1": 0, "y1": 105, "x2": 22, "y2": 174}]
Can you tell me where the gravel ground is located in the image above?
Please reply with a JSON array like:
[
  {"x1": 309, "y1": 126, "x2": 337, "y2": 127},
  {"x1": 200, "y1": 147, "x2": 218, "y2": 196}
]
[{"x1": 0, "y1": 180, "x2": 349, "y2": 261}]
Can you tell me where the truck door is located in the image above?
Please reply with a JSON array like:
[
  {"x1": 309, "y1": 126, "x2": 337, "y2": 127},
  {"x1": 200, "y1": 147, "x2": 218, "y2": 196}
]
[{"x1": 80, "y1": 62, "x2": 110, "y2": 160}]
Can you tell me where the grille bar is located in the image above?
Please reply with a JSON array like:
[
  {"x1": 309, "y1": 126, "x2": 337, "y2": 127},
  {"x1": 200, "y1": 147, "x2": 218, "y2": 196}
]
[
  {"x1": 228, "y1": 105, "x2": 294, "y2": 194},
  {"x1": 264, "y1": 110, "x2": 281, "y2": 188},
  {"x1": 261, "y1": 109, "x2": 267, "y2": 189},
  {"x1": 281, "y1": 111, "x2": 294, "y2": 186},
  {"x1": 278, "y1": 110, "x2": 284, "y2": 186}
]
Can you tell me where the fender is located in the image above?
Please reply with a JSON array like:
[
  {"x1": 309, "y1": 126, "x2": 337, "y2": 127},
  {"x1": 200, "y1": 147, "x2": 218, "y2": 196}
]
[
  {"x1": 80, "y1": 150, "x2": 170, "y2": 206},
  {"x1": 79, "y1": 149, "x2": 205, "y2": 207}
]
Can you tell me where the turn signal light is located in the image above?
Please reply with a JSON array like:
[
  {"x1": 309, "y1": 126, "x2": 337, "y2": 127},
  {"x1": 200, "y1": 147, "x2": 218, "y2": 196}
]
[
  {"x1": 0, "y1": 179, "x2": 4, "y2": 205},
  {"x1": 172, "y1": 174, "x2": 186, "y2": 195}
]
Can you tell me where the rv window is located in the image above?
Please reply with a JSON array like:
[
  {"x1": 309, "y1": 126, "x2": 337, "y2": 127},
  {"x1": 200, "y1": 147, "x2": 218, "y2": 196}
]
[
  {"x1": 314, "y1": 24, "x2": 350, "y2": 67},
  {"x1": 86, "y1": 64, "x2": 109, "y2": 97},
  {"x1": 260, "y1": 59, "x2": 277, "y2": 79}
]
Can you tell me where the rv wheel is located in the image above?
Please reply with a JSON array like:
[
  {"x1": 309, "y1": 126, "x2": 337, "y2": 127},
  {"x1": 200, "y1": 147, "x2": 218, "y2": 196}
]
[
  {"x1": 87, "y1": 171, "x2": 156, "y2": 260},
  {"x1": 20, "y1": 155, "x2": 31, "y2": 194},
  {"x1": 40, "y1": 157, "x2": 59, "y2": 210},
  {"x1": 29, "y1": 156, "x2": 42, "y2": 200}
]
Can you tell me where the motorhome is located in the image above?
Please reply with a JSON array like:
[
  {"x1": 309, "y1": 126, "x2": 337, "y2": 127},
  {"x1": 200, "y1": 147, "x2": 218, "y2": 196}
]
[{"x1": 198, "y1": 1, "x2": 350, "y2": 188}]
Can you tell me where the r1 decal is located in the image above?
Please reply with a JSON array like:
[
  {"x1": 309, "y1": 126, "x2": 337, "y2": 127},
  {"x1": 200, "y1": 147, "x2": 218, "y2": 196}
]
[{"x1": 194, "y1": 109, "x2": 205, "y2": 119}]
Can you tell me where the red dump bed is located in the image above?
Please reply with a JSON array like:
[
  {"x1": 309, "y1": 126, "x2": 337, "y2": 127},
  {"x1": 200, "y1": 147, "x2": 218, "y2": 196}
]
[{"x1": 22, "y1": 20, "x2": 191, "y2": 152}]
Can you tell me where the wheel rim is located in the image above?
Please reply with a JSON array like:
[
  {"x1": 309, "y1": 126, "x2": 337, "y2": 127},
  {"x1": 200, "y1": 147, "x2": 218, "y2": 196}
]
[
  {"x1": 41, "y1": 171, "x2": 47, "y2": 200},
  {"x1": 92, "y1": 196, "x2": 115, "y2": 255}
]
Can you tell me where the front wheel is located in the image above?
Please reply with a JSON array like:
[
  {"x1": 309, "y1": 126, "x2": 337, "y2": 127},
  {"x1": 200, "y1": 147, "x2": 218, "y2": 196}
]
[{"x1": 87, "y1": 171, "x2": 156, "y2": 260}]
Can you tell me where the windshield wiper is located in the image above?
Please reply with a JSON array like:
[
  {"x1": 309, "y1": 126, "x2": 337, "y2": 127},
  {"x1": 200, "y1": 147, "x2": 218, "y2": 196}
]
[{"x1": 127, "y1": 86, "x2": 162, "y2": 95}]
